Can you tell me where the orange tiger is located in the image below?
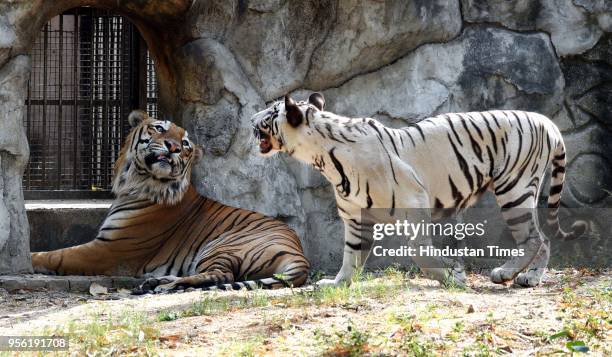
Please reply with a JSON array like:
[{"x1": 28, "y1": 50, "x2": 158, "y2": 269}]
[{"x1": 31, "y1": 110, "x2": 310, "y2": 292}]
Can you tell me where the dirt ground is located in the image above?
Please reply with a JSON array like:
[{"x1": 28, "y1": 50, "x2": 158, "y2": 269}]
[{"x1": 0, "y1": 269, "x2": 610, "y2": 356}]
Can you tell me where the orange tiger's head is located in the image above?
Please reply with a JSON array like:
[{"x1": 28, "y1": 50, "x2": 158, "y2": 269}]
[{"x1": 112, "y1": 110, "x2": 202, "y2": 205}]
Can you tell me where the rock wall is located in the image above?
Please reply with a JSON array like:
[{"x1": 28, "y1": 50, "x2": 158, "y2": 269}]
[
  {"x1": 184, "y1": 0, "x2": 612, "y2": 272},
  {"x1": 0, "y1": 0, "x2": 610, "y2": 273},
  {"x1": 0, "y1": 55, "x2": 30, "y2": 273}
]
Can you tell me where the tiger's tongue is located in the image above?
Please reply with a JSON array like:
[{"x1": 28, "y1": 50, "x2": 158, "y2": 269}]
[{"x1": 260, "y1": 139, "x2": 271, "y2": 151}]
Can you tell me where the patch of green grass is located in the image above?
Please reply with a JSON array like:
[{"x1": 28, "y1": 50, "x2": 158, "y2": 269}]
[
  {"x1": 461, "y1": 341, "x2": 498, "y2": 356},
  {"x1": 447, "y1": 321, "x2": 465, "y2": 342},
  {"x1": 315, "y1": 320, "x2": 371, "y2": 356},
  {"x1": 453, "y1": 321, "x2": 465, "y2": 333},
  {"x1": 542, "y1": 284, "x2": 612, "y2": 355},
  {"x1": 158, "y1": 266, "x2": 412, "y2": 323},
  {"x1": 218, "y1": 335, "x2": 266, "y2": 356},
  {"x1": 157, "y1": 289, "x2": 271, "y2": 321},
  {"x1": 366, "y1": 266, "x2": 408, "y2": 298},
  {"x1": 273, "y1": 273, "x2": 295, "y2": 290},
  {"x1": 386, "y1": 311, "x2": 436, "y2": 356},
  {"x1": 276, "y1": 266, "x2": 410, "y2": 309},
  {"x1": 388, "y1": 311, "x2": 418, "y2": 330},
  {"x1": 399, "y1": 337, "x2": 436, "y2": 357},
  {"x1": 474, "y1": 329, "x2": 499, "y2": 353},
  {"x1": 444, "y1": 276, "x2": 468, "y2": 292},
  {"x1": 51, "y1": 310, "x2": 160, "y2": 355},
  {"x1": 157, "y1": 309, "x2": 181, "y2": 322},
  {"x1": 309, "y1": 269, "x2": 326, "y2": 282}
]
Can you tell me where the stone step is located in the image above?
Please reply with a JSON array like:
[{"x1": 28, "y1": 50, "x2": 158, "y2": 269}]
[{"x1": 0, "y1": 274, "x2": 143, "y2": 293}]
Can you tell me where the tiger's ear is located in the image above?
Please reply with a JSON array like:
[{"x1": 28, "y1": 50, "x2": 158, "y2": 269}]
[
  {"x1": 308, "y1": 92, "x2": 325, "y2": 111},
  {"x1": 285, "y1": 95, "x2": 303, "y2": 127},
  {"x1": 128, "y1": 110, "x2": 149, "y2": 128}
]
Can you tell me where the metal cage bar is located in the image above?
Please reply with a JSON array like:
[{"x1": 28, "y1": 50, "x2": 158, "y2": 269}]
[{"x1": 24, "y1": 8, "x2": 158, "y2": 199}]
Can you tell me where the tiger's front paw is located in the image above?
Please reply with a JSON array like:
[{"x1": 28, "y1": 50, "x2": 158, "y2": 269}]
[
  {"x1": 31, "y1": 253, "x2": 58, "y2": 275},
  {"x1": 315, "y1": 278, "x2": 337, "y2": 287},
  {"x1": 133, "y1": 276, "x2": 178, "y2": 294},
  {"x1": 154, "y1": 282, "x2": 178, "y2": 293},
  {"x1": 514, "y1": 269, "x2": 544, "y2": 287},
  {"x1": 153, "y1": 276, "x2": 194, "y2": 293},
  {"x1": 315, "y1": 278, "x2": 350, "y2": 288}
]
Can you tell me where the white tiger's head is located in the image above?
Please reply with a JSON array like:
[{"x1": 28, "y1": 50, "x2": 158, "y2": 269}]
[
  {"x1": 250, "y1": 93, "x2": 325, "y2": 157},
  {"x1": 112, "y1": 110, "x2": 202, "y2": 205}
]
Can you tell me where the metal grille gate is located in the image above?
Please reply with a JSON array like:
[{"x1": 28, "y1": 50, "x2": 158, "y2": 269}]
[{"x1": 24, "y1": 8, "x2": 158, "y2": 199}]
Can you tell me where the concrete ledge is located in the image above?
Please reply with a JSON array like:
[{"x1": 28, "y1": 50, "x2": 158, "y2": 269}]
[
  {"x1": 25, "y1": 200, "x2": 113, "y2": 210},
  {"x1": 0, "y1": 275, "x2": 144, "y2": 293},
  {"x1": 26, "y1": 200, "x2": 112, "y2": 252}
]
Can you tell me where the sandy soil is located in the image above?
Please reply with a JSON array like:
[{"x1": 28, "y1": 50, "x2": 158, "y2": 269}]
[{"x1": 0, "y1": 269, "x2": 609, "y2": 356}]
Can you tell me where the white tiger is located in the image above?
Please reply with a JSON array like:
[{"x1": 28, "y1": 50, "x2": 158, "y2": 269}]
[{"x1": 251, "y1": 93, "x2": 586, "y2": 287}]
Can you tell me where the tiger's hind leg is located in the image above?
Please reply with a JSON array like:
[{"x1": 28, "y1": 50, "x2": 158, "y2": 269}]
[
  {"x1": 491, "y1": 190, "x2": 543, "y2": 284},
  {"x1": 133, "y1": 249, "x2": 238, "y2": 294},
  {"x1": 152, "y1": 265, "x2": 307, "y2": 292},
  {"x1": 146, "y1": 232, "x2": 309, "y2": 293}
]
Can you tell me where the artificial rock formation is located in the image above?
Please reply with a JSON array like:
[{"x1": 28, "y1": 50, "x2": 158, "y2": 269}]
[{"x1": 0, "y1": 0, "x2": 610, "y2": 273}]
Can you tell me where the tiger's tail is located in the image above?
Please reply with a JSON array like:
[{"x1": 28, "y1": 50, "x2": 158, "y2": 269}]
[
  {"x1": 546, "y1": 139, "x2": 587, "y2": 241},
  {"x1": 203, "y1": 271, "x2": 309, "y2": 291},
  {"x1": 203, "y1": 277, "x2": 299, "y2": 291}
]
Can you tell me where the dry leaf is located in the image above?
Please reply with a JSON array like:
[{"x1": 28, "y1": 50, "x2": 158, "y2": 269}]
[
  {"x1": 117, "y1": 288, "x2": 132, "y2": 296},
  {"x1": 389, "y1": 328, "x2": 404, "y2": 339},
  {"x1": 160, "y1": 334, "x2": 181, "y2": 342},
  {"x1": 422, "y1": 326, "x2": 441, "y2": 334},
  {"x1": 89, "y1": 283, "x2": 108, "y2": 296}
]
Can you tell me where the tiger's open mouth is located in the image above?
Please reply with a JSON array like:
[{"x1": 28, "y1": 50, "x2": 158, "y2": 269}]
[
  {"x1": 145, "y1": 152, "x2": 174, "y2": 167},
  {"x1": 259, "y1": 138, "x2": 272, "y2": 154},
  {"x1": 156, "y1": 155, "x2": 172, "y2": 165}
]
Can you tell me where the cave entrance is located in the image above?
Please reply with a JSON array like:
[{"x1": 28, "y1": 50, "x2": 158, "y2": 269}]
[{"x1": 23, "y1": 7, "x2": 159, "y2": 200}]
